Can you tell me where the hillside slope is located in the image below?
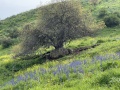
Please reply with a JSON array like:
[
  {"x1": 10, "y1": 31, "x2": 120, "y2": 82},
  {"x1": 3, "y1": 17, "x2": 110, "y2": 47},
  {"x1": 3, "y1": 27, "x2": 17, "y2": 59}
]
[
  {"x1": 0, "y1": 0, "x2": 120, "y2": 90},
  {"x1": 0, "y1": 0, "x2": 120, "y2": 33}
]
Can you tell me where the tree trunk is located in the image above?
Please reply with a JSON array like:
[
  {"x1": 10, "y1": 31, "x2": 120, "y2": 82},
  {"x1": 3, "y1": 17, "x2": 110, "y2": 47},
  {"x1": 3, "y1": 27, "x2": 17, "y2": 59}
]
[{"x1": 49, "y1": 47, "x2": 70, "y2": 59}]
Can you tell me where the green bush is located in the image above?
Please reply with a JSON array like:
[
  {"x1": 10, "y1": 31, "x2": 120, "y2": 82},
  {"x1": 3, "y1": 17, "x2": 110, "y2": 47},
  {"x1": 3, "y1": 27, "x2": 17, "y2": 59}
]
[
  {"x1": 104, "y1": 15, "x2": 120, "y2": 27},
  {"x1": 0, "y1": 37, "x2": 13, "y2": 48}
]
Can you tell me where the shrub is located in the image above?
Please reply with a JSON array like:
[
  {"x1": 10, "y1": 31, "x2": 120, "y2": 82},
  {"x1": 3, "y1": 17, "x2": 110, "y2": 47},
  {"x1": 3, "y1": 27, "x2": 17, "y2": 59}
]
[
  {"x1": 0, "y1": 37, "x2": 13, "y2": 48},
  {"x1": 8, "y1": 29, "x2": 19, "y2": 38},
  {"x1": 104, "y1": 15, "x2": 120, "y2": 27}
]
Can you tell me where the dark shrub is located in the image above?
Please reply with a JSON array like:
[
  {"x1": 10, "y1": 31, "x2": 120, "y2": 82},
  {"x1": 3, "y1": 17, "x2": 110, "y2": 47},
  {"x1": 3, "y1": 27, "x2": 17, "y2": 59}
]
[
  {"x1": 0, "y1": 37, "x2": 13, "y2": 48},
  {"x1": 104, "y1": 15, "x2": 120, "y2": 27},
  {"x1": 8, "y1": 29, "x2": 19, "y2": 38}
]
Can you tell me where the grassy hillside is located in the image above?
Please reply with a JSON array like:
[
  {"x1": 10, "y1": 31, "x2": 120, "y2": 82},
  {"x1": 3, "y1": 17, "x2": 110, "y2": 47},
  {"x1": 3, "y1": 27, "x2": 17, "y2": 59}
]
[
  {"x1": 0, "y1": 0, "x2": 120, "y2": 90},
  {"x1": 0, "y1": 0, "x2": 120, "y2": 33},
  {"x1": 0, "y1": 27, "x2": 120, "y2": 90},
  {"x1": 0, "y1": 8, "x2": 38, "y2": 31}
]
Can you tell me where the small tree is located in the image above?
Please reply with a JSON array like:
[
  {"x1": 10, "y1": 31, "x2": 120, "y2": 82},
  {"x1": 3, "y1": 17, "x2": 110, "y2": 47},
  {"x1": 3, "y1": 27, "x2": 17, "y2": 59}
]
[{"x1": 18, "y1": 0, "x2": 96, "y2": 57}]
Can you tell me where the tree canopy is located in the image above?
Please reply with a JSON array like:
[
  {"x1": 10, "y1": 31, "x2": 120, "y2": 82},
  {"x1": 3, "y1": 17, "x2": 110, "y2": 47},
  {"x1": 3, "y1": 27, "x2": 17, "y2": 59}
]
[{"x1": 17, "y1": 0, "x2": 96, "y2": 56}]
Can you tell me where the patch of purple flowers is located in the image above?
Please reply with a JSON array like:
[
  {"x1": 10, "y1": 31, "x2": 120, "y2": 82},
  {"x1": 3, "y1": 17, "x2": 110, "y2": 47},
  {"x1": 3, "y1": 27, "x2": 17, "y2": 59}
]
[{"x1": 1, "y1": 52, "x2": 120, "y2": 88}]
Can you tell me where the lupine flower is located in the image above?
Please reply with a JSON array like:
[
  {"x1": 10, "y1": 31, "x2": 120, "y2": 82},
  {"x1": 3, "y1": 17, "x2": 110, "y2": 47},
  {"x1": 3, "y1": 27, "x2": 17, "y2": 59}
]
[
  {"x1": 69, "y1": 60, "x2": 82, "y2": 68},
  {"x1": 2, "y1": 52, "x2": 120, "y2": 88}
]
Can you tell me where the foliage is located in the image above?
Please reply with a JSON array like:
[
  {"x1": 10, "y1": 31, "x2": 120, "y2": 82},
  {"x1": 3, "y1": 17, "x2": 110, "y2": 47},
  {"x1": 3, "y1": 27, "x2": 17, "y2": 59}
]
[
  {"x1": 1, "y1": 53, "x2": 120, "y2": 90},
  {"x1": 0, "y1": 27, "x2": 120, "y2": 89},
  {"x1": 94, "y1": 68, "x2": 120, "y2": 87},
  {"x1": 18, "y1": 0, "x2": 96, "y2": 56},
  {"x1": 101, "y1": 62, "x2": 119, "y2": 71},
  {"x1": 0, "y1": 27, "x2": 20, "y2": 48},
  {"x1": 0, "y1": 0, "x2": 120, "y2": 90},
  {"x1": 104, "y1": 14, "x2": 120, "y2": 27},
  {"x1": 0, "y1": 36, "x2": 13, "y2": 48},
  {"x1": 114, "y1": 12, "x2": 120, "y2": 18},
  {"x1": 4, "y1": 27, "x2": 20, "y2": 38}
]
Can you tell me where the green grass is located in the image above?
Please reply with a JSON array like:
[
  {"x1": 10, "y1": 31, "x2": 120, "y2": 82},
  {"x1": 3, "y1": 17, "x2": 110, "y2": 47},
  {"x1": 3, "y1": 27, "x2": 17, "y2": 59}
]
[
  {"x1": 0, "y1": 26, "x2": 120, "y2": 90},
  {"x1": 0, "y1": 0, "x2": 120, "y2": 89},
  {"x1": 95, "y1": 0, "x2": 120, "y2": 13}
]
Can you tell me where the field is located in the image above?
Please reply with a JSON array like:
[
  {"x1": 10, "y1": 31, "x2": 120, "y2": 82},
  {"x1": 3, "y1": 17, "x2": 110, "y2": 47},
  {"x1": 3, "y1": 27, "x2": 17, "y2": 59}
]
[
  {"x1": 0, "y1": 27, "x2": 120, "y2": 90},
  {"x1": 0, "y1": 0, "x2": 120, "y2": 90}
]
